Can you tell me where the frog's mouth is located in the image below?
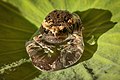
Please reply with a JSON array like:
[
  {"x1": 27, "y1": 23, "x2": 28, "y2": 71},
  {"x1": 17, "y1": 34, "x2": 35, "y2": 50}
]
[{"x1": 42, "y1": 31, "x2": 69, "y2": 44}]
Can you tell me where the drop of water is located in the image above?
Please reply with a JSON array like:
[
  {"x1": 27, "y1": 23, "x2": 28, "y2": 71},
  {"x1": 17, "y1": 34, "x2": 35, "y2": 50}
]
[{"x1": 87, "y1": 35, "x2": 96, "y2": 45}]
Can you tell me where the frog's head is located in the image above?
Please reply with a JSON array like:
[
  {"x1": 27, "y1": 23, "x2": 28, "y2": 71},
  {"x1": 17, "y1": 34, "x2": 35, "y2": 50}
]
[{"x1": 40, "y1": 10, "x2": 82, "y2": 44}]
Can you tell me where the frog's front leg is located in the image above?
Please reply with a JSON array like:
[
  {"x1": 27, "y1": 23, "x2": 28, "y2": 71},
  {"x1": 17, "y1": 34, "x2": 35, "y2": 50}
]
[
  {"x1": 25, "y1": 40, "x2": 42, "y2": 57},
  {"x1": 33, "y1": 34, "x2": 54, "y2": 53}
]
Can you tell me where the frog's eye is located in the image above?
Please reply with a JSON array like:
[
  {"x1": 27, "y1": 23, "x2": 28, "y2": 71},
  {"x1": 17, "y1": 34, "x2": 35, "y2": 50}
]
[{"x1": 43, "y1": 29, "x2": 49, "y2": 34}]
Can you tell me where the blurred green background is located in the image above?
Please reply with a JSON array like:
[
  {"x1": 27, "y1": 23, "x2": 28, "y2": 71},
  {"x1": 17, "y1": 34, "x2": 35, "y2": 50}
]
[{"x1": 0, "y1": 0, "x2": 120, "y2": 80}]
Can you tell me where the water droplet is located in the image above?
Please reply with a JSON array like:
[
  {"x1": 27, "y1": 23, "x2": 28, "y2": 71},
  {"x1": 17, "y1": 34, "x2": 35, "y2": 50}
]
[{"x1": 87, "y1": 35, "x2": 96, "y2": 45}]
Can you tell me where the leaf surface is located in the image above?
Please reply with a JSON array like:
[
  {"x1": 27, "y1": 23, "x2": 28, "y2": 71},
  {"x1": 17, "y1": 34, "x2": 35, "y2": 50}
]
[{"x1": 0, "y1": 0, "x2": 120, "y2": 80}]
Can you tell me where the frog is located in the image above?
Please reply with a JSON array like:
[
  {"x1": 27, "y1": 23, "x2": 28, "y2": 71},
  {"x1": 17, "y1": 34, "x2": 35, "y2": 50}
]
[{"x1": 25, "y1": 10, "x2": 84, "y2": 71}]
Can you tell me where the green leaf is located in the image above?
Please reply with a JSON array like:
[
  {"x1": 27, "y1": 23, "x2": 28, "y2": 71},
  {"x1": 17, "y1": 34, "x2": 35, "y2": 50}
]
[
  {"x1": 0, "y1": 0, "x2": 120, "y2": 80},
  {"x1": 0, "y1": 1, "x2": 35, "y2": 65},
  {"x1": 0, "y1": 1, "x2": 40, "y2": 80}
]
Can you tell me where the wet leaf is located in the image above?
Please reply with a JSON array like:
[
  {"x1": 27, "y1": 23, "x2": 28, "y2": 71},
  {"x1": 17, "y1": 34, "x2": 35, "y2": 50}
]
[{"x1": 0, "y1": 0, "x2": 120, "y2": 80}]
